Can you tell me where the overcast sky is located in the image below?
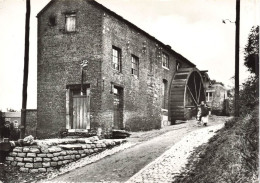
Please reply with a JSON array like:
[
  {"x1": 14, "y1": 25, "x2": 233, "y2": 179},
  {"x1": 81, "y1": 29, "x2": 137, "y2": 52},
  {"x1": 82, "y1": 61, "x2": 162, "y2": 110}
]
[{"x1": 0, "y1": 0, "x2": 259, "y2": 111}]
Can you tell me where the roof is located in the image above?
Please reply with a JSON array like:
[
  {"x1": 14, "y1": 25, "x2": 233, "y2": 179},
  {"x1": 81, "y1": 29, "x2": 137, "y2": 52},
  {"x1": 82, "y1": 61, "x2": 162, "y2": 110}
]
[
  {"x1": 37, "y1": 0, "x2": 196, "y2": 67},
  {"x1": 3, "y1": 112, "x2": 21, "y2": 118}
]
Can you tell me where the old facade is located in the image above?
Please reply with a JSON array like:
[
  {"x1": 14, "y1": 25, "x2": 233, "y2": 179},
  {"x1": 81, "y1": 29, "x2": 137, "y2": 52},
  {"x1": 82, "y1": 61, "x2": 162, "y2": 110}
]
[{"x1": 37, "y1": 0, "x2": 206, "y2": 138}]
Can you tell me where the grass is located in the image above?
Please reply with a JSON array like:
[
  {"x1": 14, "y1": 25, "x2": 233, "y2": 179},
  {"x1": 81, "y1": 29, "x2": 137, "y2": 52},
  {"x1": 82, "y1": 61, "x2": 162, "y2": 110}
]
[{"x1": 173, "y1": 107, "x2": 259, "y2": 183}]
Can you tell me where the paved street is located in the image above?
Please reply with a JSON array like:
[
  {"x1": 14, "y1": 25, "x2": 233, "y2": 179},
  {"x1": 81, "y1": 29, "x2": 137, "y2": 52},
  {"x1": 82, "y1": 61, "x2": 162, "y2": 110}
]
[{"x1": 49, "y1": 117, "x2": 227, "y2": 182}]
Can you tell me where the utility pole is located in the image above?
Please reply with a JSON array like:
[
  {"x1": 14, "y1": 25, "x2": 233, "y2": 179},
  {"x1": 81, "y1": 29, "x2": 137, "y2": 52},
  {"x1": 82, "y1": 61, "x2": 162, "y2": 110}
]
[
  {"x1": 21, "y1": 0, "x2": 31, "y2": 138},
  {"x1": 234, "y1": 0, "x2": 240, "y2": 117}
]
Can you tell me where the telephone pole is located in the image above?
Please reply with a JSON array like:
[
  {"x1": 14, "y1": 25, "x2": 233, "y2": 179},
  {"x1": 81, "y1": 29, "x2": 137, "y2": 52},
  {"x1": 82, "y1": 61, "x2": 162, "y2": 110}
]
[
  {"x1": 21, "y1": 0, "x2": 31, "y2": 138},
  {"x1": 234, "y1": 0, "x2": 240, "y2": 117}
]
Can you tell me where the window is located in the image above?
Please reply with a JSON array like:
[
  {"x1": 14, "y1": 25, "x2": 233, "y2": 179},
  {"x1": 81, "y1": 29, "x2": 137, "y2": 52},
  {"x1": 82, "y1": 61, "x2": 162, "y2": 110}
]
[
  {"x1": 131, "y1": 55, "x2": 139, "y2": 77},
  {"x1": 162, "y1": 79, "x2": 168, "y2": 109},
  {"x1": 162, "y1": 52, "x2": 169, "y2": 69},
  {"x1": 176, "y1": 61, "x2": 181, "y2": 71},
  {"x1": 112, "y1": 46, "x2": 122, "y2": 72},
  {"x1": 49, "y1": 15, "x2": 56, "y2": 26},
  {"x1": 65, "y1": 13, "x2": 76, "y2": 32},
  {"x1": 206, "y1": 91, "x2": 214, "y2": 102}
]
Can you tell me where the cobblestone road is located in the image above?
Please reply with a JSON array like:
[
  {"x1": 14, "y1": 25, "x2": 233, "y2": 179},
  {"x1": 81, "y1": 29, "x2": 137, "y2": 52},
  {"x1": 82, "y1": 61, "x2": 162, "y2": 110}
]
[{"x1": 126, "y1": 124, "x2": 224, "y2": 183}]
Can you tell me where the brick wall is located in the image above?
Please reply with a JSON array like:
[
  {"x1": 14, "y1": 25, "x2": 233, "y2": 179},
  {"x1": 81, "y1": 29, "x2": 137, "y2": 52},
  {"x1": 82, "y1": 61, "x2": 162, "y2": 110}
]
[
  {"x1": 37, "y1": 0, "x2": 196, "y2": 137},
  {"x1": 25, "y1": 110, "x2": 37, "y2": 137},
  {"x1": 37, "y1": 0, "x2": 103, "y2": 138}
]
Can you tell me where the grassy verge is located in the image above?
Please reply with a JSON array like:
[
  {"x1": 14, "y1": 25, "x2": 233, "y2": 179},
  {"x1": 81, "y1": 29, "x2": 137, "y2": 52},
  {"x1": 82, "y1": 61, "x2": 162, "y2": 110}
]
[{"x1": 173, "y1": 107, "x2": 259, "y2": 183}]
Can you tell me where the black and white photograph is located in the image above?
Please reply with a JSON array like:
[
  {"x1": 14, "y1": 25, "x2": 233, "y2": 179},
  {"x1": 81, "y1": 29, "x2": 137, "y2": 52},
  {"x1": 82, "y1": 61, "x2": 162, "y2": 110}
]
[{"x1": 0, "y1": 0, "x2": 259, "y2": 182}]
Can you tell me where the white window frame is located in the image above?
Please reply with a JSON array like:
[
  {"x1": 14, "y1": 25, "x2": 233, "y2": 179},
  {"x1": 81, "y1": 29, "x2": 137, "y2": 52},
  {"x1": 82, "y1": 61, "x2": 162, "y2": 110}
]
[
  {"x1": 162, "y1": 52, "x2": 169, "y2": 69},
  {"x1": 131, "y1": 55, "x2": 139, "y2": 77},
  {"x1": 112, "y1": 46, "x2": 122, "y2": 72},
  {"x1": 65, "y1": 13, "x2": 76, "y2": 32}
]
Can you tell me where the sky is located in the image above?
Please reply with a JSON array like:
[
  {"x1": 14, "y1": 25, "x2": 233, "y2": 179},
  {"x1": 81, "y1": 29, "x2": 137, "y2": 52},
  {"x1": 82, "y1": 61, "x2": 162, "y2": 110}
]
[{"x1": 0, "y1": 0, "x2": 259, "y2": 111}]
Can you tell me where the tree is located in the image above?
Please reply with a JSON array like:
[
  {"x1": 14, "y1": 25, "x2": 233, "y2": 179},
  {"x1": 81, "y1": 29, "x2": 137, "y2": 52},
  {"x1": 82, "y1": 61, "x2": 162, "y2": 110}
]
[{"x1": 244, "y1": 26, "x2": 259, "y2": 76}]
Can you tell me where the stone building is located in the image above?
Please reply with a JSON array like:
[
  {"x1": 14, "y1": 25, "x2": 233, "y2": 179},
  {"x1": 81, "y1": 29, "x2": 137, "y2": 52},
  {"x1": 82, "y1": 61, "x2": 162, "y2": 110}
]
[{"x1": 36, "y1": 0, "x2": 206, "y2": 138}]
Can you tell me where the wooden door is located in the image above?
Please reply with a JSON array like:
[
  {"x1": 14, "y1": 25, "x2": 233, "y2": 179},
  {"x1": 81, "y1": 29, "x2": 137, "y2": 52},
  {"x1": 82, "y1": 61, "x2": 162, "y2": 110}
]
[
  {"x1": 72, "y1": 89, "x2": 90, "y2": 129},
  {"x1": 113, "y1": 87, "x2": 123, "y2": 129}
]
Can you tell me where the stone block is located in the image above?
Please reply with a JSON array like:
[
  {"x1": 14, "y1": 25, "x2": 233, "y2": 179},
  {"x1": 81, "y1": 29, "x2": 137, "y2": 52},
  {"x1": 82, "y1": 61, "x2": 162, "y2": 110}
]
[
  {"x1": 43, "y1": 158, "x2": 51, "y2": 162},
  {"x1": 58, "y1": 144, "x2": 83, "y2": 150},
  {"x1": 81, "y1": 154, "x2": 86, "y2": 158},
  {"x1": 58, "y1": 156, "x2": 64, "y2": 160},
  {"x1": 101, "y1": 143, "x2": 106, "y2": 148},
  {"x1": 47, "y1": 167, "x2": 54, "y2": 172},
  {"x1": 81, "y1": 144, "x2": 87, "y2": 149},
  {"x1": 20, "y1": 167, "x2": 29, "y2": 172},
  {"x1": 83, "y1": 149, "x2": 90, "y2": 154},
  {"x1": 71, "y1": 155, "x2": 76, "y2": 160},
  {"x1": 48, "y1": 147, "x2": 62, "y2": 153},
  {"x1": 89, "y1": 149, "x2": 94, "y2": 154},
  {"x1": 52, "y1": 157, "x2": 59, "y2": 161},
  {"x1": 50, "y1": 162, "x2": 58, "y2": 167},
  {"x1": 57, "y1": 161, "x2": 63, "y2": 166},
  {"x1": 25, "y1": 163, "x2": 34, "y2": 168},
  {"x1": 17, "y1": 162, "x2": 25, "y2": 167},
  {"x1": 5, "y1": 161, "x2": 11, "y2": 165},
  {"x1": 62, "y1": 160, "x2": 69, "y2": 164},
  {"x1": 15, "y1": 157, "x2": 23, "y2": 162},
  {"x1": 93, "y1": 148, "x2": 99, "y2": 152},
  {"x1": 42, "y1": 162, "x2": 50, "y2": 167},
  {"x1": 90, "y1": 144, "x2": 96, "y2": 148},
  {"x1": 64, "y1": 155, "x2": 71, "y2": 160},
  {"x1": 96, "y1": 143, "x2": 102, "y2": 148},
  {"x1": 97, "y1": 148, "x2": 103, "y2": 151},
  {"x1": 6, "y1": 157, "x2": 14, "y2": 161},
  {"x1": 13, "y1": 147, "x2": 23, "y2": 152},
  {"x1": 38, "y1": 168, "x2": 47, "y2": 173},
  {"x1": 60, "y1": 151, "x2": 67, "y2": 156},
  {"x1": 34, "y1": 162, "x2": 43, "y2": 168},
  {"x1": 17, "y1": 153, "x2": 27, "y2": 158},
  {"x1": 24, "y1": 158, "x2": 33, "y2": 162},
  {"x1": 22, "y1": 147, "x2": 30, "y2": 153},
  {"x1": 37, "y1": 153, "x2": 47, "y2": 158},
  {"x1": 34, "y1": 157, "x2": 43, "y2": 162},
  {"x1": 29, "y1": 169, "x2": 39, "y2": 173},
  {"x1": 29, "y1": 147, "x2": 40, "y2": 153},
  {"x1": 9, "y1": 152, "x2": 17, "y2": 157},
  {"x1": 11, "y1": 161, "x2": 17, "y2": 166},
  {"x1": 27, "y1": 153, "x2": 36, "y2": 158},
  {"x1": 46, "y1": 154, "x2": 54, "y2": 158},
  {"x1": 72, "y1": 150, "x2": 78, "y2": 154},
  {"x1": 66, "y1": 150, "x2": 74, "y2": 155},
  {"x1": 53, "y1": 152, "x2": 61, "y2": 157},
  {"x1": 75, "y1": 155, "x2": 81, "y2": 159},
  {"x1": 78, "y1": 150, "x2": 84, "y2": 154},
  {"x1": 40, "y1": 147, "x2": 49, "y2": 153}
]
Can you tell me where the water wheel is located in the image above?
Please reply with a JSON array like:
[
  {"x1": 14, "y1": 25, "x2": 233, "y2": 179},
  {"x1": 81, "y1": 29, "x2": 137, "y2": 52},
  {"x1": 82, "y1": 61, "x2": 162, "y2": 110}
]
[{"x1": 169, "y1": 68, "x2": 206, "y2": 123}]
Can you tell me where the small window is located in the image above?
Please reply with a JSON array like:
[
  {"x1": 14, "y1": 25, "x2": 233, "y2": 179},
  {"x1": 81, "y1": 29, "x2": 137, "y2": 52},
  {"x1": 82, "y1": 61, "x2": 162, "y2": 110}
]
[
  {"x1": 112, "y1": 46, "x2": 122, "y2": 72},
  {"x1": 65, "y1": 13, "x2": 76, "y2": 32},
  {"x1": 162, "y1": 52, "x2": 169, "y2": 69},
  {"x1": 206, "y1": 92, "x2": 214, "y2": 102},
  {"x1": 176, "y1": 61, "x2": 181, "y2": 71},
  {"x1": 131, "y1": 55, "x2": 139, "y2": 77},
  {"x1": 49, "y1": 15, "x2": 56, "y2": 26},
  {"x1": 162, "y1": 79, "x2": 168, "y2": 109}
]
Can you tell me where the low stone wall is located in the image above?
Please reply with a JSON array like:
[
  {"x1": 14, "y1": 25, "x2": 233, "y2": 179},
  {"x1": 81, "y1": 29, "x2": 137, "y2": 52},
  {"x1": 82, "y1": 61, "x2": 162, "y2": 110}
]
[{"x1": 5, "y1": 136, "x2": 126, "y2": 173}]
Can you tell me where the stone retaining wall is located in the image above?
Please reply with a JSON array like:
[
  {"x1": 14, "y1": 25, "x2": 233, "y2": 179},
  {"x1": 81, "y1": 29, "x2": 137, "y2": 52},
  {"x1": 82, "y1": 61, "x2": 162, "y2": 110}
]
[{"x1": 5, "y1": 136, "x2": 126, "y2": 173}]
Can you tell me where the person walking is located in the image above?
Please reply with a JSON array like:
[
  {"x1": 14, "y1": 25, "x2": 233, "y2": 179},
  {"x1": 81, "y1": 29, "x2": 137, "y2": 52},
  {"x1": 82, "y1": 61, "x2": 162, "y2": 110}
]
[{"x1": 200, "y1": 101, "x2": 209, "y2": 126}]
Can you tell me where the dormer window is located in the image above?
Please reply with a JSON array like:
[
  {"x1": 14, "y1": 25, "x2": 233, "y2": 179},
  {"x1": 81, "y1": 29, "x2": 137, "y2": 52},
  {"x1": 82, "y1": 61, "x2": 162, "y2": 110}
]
[{"x1": 65, "y1": 13, "x2": 76, "y2": 32}]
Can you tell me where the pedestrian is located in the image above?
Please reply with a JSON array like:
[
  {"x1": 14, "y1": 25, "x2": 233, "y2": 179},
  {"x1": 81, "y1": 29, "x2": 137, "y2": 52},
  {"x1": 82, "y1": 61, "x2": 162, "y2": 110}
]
[
  {"x1": 200, "y1": 101, "x2": 209, "y2": 126},
  {"x1": 196, "y1": 105, "x2": 202, "y2": 126},
  {"x1": 1, "y1": 121, "x2": 11, "y2": 140}
]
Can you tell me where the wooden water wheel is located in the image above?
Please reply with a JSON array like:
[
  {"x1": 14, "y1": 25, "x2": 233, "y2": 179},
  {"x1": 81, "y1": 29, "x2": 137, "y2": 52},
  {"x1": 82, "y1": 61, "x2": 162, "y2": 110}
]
[{"x1": 169, "y1": 68, "x2": 206, "y2": 123}]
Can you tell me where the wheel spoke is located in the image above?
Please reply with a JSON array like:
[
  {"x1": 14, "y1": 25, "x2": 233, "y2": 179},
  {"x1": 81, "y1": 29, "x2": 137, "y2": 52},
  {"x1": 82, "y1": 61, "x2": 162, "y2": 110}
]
[
  {"x1": 187, "y1": 85, "x2": 198, "y2": 106},
  {"x1": 198, "y1": 80, "x2": 201, "y2": 102},
  {"x1": 193, "y1": 75, "x2": 197, "y2": 103}
]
